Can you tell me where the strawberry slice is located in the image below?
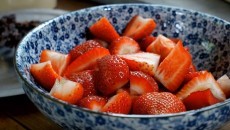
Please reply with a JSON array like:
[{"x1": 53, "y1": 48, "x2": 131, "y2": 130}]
[
  {"x1": 89, "y1": 17, "x2": 120, "y2": 43},
  {"x1": 96, "y1": 55, "x2": 130, "y2": 96},
  {"x1": 132, "y1": 92, "x2": 186, "y2": 115},
  {"x1": 154, "y1": 41, "x2": 192, "y2": 92},
  {"x1": 65, "y1": 70, "x2": 97, "y2": 97},
  {"x1": 217, "y1": 74, "x2": 230, "y2": 98},
  {"x1": 94, "y1": 39, "x2": 109, "y2": 48},
  {"x1": 146, "y1": 34, "x2": 176, "y2": 60},
  {"x1": 119, "y1": 52, "x2": 160, "y2": 76},
  {"x1": 50, "y1": 77, "x2": 84, "y2": 104},
  {"x1": 30, "y1": 61, "x2": 59, "y2": 90},
  {"x1": 109, "y1": 36, "x2": 140, "y2": 55},
  {"x1": 183, "y1": 89, "x2": 221, "y2": 110},
  {"x1": 78, "y1": 96, "x2": 107, "y2": 112},
  {"x1": 182, "y1": 71, "x2": 205, "y2": 85},
  {"x1": 139, "y1": 35, "x2": 156, "y2": 50},
  {"x1": 102, "y1": 91, "x2": 132, "y2": 114},
  {"x1": 69, "y1": 40, "x2": 102, "y2": 62},
  {"x1": 123, "y1": 15, "x2": 156, "y2": 41},
  {"x1": 176, "y1": 71, "x2": 226, "y2": 101},
  {"x1": 64, "y1": 47, "x2": 110, "y2": 77},
  {"x1": 130, "y1": 71, "x2": 159, "y2": 95}
]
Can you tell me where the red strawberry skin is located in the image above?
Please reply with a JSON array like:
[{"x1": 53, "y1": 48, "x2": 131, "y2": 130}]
[
  {"x1": 78, "y1": 96, "x2": 107, "y2": 112},
  {"x1": 139, "y1": 35, "x2": 156, "y2": 50},
  {"x1": 96, "y1": 55, "x2": 130, "y2": 96},
  {"x1": 132, "y1": 92, "x2": 186, "y2": 115}
]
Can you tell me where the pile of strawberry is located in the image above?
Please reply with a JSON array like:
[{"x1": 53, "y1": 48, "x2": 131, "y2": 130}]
[{"x1": 30, "y1": 15, "x2": 230, "y2": 115}]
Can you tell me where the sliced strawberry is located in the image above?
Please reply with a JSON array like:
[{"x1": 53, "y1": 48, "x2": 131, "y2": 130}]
[
  {"x1": 183, "y1": 71, "x2": 205, "y2": 85},
  {"x1": 183, "y1": 89, "x2": 221, "y2": 110},
  {"x1": 50, "y1": 77, "x2": 84, "y2": 104},
  {"x1": 64, "y1": 47, "x2": 110, "y2": 77},
  {"x1": 155, "y1": 41, "x2": 192, "y2": 92},
  {"x1": 132, "y1": 92, "x2": 186, "y2": 115},
  {"x1": 89, "y1": 17, "x2": 120, "y2": 43},
  {"x1": 78, "y1": 96, "x2": 107, "y2": 112},
  {"x1": 65, "y1": 70, "x2": 97, "y2": 97},
  {"x1": 146, "y1": 34, "x2": 176, "y2": 60},
  {"x1": 176, "y1": 71, "x2": 226, "y2": 102},
  {"x1": 123, "y1": 15, "x2": 156, "y2": 41},
  {"x1": 217, "y1": 74, "x2": 230, "y2": 98},
  {"x1": 94, "y1": 39, "x2": 109, "y2": 48},
  {"x1": 130, "y1": 71, "x2": 159, "y2": 95},
  {"x1": 102, "y1": 91, "x2": 132, "y2": 114},
  {"x1": 139, "y1": 35, "x2": 156, "y2": 50},
  {"x1": 119, "y1": 52, "x2": 160, "y2": 76},
  {"x1": 69, "y1": 40, "x2": 102, "y2": 62},
  {"x1": 96, "y1": 55, "x2": 130, "y2": 96},
  {"x1": 30, "y1": 61, "x2": 59, "y2": 90},
  {"x1": 109, "y1": 36, "x2": 140, "y2": 55}
]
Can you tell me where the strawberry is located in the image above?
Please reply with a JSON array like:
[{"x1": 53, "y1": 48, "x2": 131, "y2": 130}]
[
  {"x1": 132, "y1": 92, "x2": 186, "y2": 115},
  {"x1": 65, "y1": 70, "x2": 97, "y2": 97},
  {"x1": 78, "y1": 96, "x2": 107, "y2": 112},
  {"x1": 183, "y1": 71, "x2": 205, "y2": 85},
  {"x1": 102, "y1": 91, "x2": 132, "y2": 114},
  {"x1": 130, "y1": 71, "x2": 159, "y2": 95},
  {"x1": 183, "y1": 89, "x2": 221, "y2": 110},
  {"x1": 64, "y1": 47, "x2": 110, "y2": 77},
  {"x1": 217, "y1": 74, "x2": 230, "y2": 98},
  {"x1": 89, "y1": 17, "x2": 120, "y2": 43},
  {"x1": 96, "y1": 55, "x2": 130, "y2": 96},
  {"x1": 146, "y1": 34, "x2": 176, "y2": 60},
  {"x1": 154, "y1": 41, "x2": 192, "y2": 92},
  {"x1": 109, "y1": 36, "x2": 140, "y2": 55},
  {"x1": 50, "y1": 77, "x2": 84, "y2": 104},
  {"x1": 69, "y1": 40, "x2": 102, "y2": 62},
  {"x1": 94, "y1": 39, "x2": 109, "y2": 48},
  {"x1": 119, "y1": 52, "x2": 160, "y2": 76},
  {"x1": 30, "y1": 61, "x2": 59, "y2": 90},
  {"x1": 139, "y1": 35, "x2": 156, "y2": 50},
  {"x1": 123, "y1": 15, "x2": 156, "y2": 41},
  {"x1": 176, "y1": 71, "x2": 226, "y2": 101}
]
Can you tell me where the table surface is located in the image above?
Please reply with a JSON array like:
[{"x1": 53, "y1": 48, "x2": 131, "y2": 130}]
[{"x1": 0, "y1": 0, "x2": 229, "y2": 129}]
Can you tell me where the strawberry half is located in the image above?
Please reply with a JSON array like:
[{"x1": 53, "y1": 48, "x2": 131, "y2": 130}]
[
  {"x1": 182, "y1": 71, "x2": 205, "y2": 85},
  {"x1": 78, "y1": 96, "x2": 107, "y2": 112},
  {"x1": 64, "y1": 47, "x2": 110, "y2": 77},
  {"x1": 69, "y1": 40, "x2": 102, "y2": 62},
  {"x1": 109, "y1": 36, "x2": 140, "y2": 55},
  {"x1": 119, "y1": 52, "x2": 160, "y2": 76},
  {"x1": 89, "y1": 17, "x2": 120, "y2": 43},
  {"x1": 30, "y1": 61, "x2": 59, "y2": 90},
  {"x1": 102, "y1": 91, "x2": 132, "y2": 114},
  {"x1": 176, "y1": 71, "x2": 226, "y2": 101},
  {"x1": 123, "y1": 15, "x2": 156, "y2": 41},
  {"x1": 130, "y1": 71, "x2": 159, "y2": 95},
  {"x1": 50, "y1": 77, "x2": 84, "y2": 104},
  {"x1": 139, "y1": 35, "x2": 156, "y2": 51},
  {"x1": 217, "y1": 74, "x2": 230, "y2": 98},
  {"x1": 155, "y1": 41, "x2": 192, "y2": 92},
  {"x1": 132, "y1": 92, "x2": 186, "y2": 115}
]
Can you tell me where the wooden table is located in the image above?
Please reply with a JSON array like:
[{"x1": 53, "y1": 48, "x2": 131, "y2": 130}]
[{"x1": 0, "y1": 0, "x2": 229, "y2": 129}]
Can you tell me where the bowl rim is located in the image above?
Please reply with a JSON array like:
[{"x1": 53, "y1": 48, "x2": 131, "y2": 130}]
[{"x1": 14, "y1": 3, "x2": 230, "y2": 118}]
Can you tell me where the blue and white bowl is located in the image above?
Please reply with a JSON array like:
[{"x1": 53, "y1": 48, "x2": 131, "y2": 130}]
[{"x1": 15, "y1": 4, "x2": 230, "y2": 130}]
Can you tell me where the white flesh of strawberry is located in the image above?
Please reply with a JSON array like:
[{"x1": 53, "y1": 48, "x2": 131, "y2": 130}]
[
  {"x1": 217, "y1": 74, "x2": 230, "y2": 97},
  {"x1": 118, "y1": 43, "x2": 139, "y2": 54}
]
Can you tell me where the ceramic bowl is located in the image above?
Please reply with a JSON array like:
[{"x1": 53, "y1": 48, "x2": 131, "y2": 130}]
[{"x1": 15, "y1": 4, "x2": 230, "y2": 130}]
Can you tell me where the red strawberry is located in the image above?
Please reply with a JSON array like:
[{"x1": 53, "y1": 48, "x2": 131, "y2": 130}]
[
  {"x1": 102, "y1": 91, "x2": 132, "y2": 114},
  {"x1": 130, "y1": 71, "x2": 159, "y2": 95},
  {"x1": 30, "y1": 61, "x2": 59, "y2": 90},
  {"x1": 183, "y1": 89, "x2": 221, "y2": 110},
  {"x1": 109, "y1": 36, "x2": 140, "y2": 55},
  {"x1": 146, "y1": 34, "x2": 176, "y2": 60},
  {"x1": 96, "y1": 55, "x2": 130, "y2": 96},
  {"x1": 132, "y1": 92, "x2": 186, "y2": 115},
  {"x1": 119, "y1": 52, "x2": 160, "y2": 76},
  {"x1": 176, "y1": 71, "x2": 226, "y2": 101},
  {"x1": 123, "y1": 15, "x2": 156, "y2": 41},
  {"x1": 65, "y1": 70, "x2": 97, "y2": 97},
  {"x1": 64, "y1": 47, "x2": 110, "y2": 77},
  {"x1": 94, "y1": 39, "x2": 109, "y2": 48},
  {"x1": 154, "y1": 41, "x2": 192, "y2": 92},
  {"x1": 69, "y1": 40, "x2": 102, "y2": 62},
  {"x1": 78, "y1": 96, "x2": 107, "y2": 112},
  {"x1": 40, "y1": 50, "x2": 70, "y2": 76},
  {"x1": 89, "y1": 17, "x2": 120, "y2": 43},
  {"x1": 50, "y1": 77, "x2": 84, "y2": 104},
  {"x1": 217, "y1": 74, "x2": 230, "y2": 98},
  {"x1": 139, "y1": 35, "x2": 156, "y2": 50},
  {"x1": 183, "y1": 71, "x2": 205, "y2": 85}
]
